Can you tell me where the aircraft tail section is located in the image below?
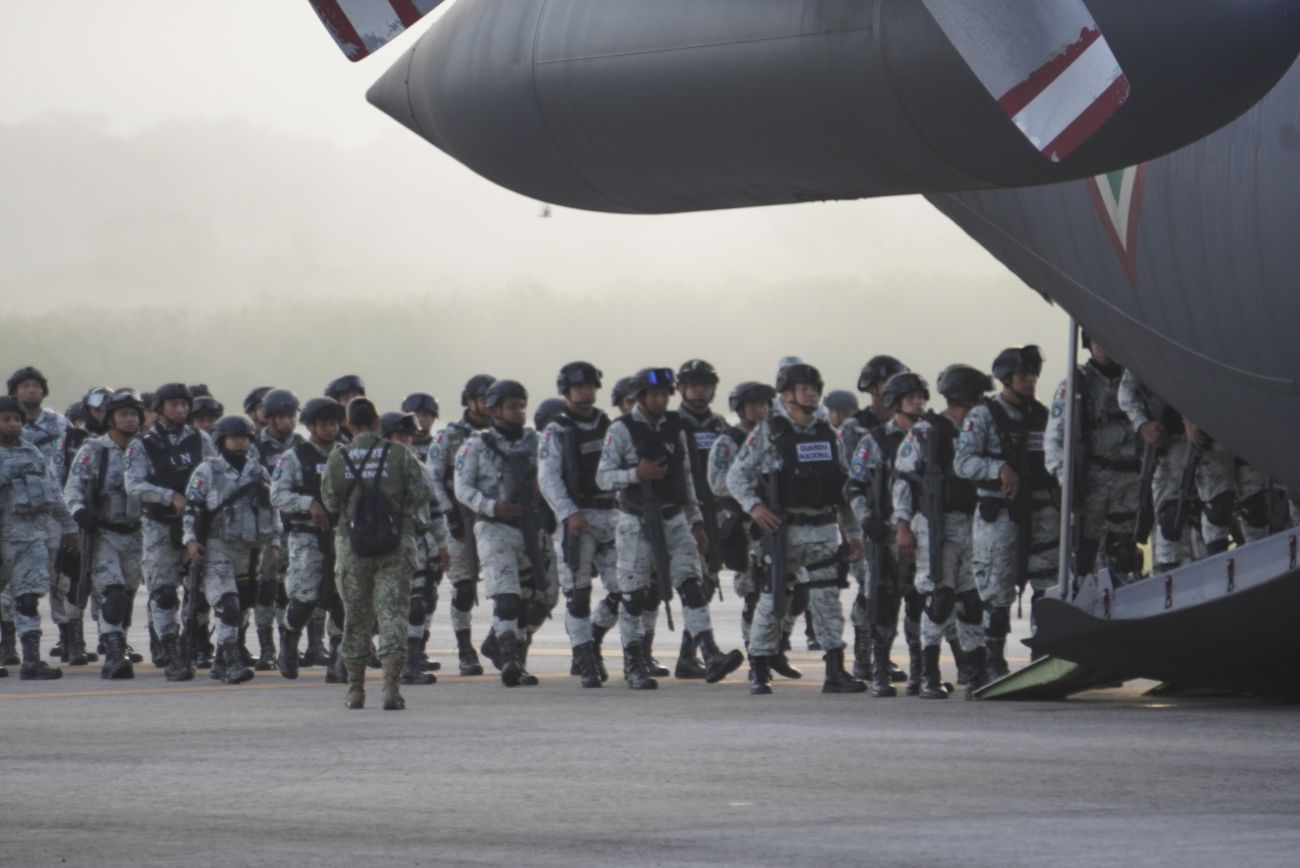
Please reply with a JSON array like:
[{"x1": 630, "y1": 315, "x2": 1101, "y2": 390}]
[{"x1": 309, "y1": 0, "x2": 446, "y2": 61}]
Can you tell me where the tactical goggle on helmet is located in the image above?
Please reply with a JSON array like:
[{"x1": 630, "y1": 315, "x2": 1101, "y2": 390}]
[
  {"x1": 84, "y1": 387, "x2": 114, "y2": 412},
  {"x1": 557, "y1": 361, "x2": 603, "y2": 393},
  {"x1": 628, "y1": 368, "x2": 676, "y2": 401}
]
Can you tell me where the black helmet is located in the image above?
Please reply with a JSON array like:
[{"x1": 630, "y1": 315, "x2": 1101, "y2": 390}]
[
  {"x1": 401, "y1": 392, "x2": 440, "y2": 415},
  {"x1": 189, "y1": 396, "x2": 225, "y2": 420},
  {"x1": 301, "y1": 397, "x2": 345, "y2": 426},
  {"x1": 937, "y1": 365, "x2": 994, "y2": 406},
  {"x1": 381, "y1": 411, "x2": 419, "y2": 438},
  {"x1": 66, "y1": 400, "x2": 88, "y2": 423},
  {"x1": 461, "y1": 374, "x2": 496, "y2": 407},
  {"x1": 83, "y1": 387, "x2": 113, "y2": 415},
  {"x1": 0, "y1": 396, "x2": 23, "y2": 416},
  {"x1": 155, "y1": 382, "x2": 193, "y2": 407},
  {"x1": 627, "y1": 368, "x2": 676, "y2": 401},
  {"x1": 557, "y1": 361, "x2": 603, "y2": 394},
  {"x1": 610, "y1": 376, "x2": 635, "y2": 408},
  {"x1": 189, "y1": 384, "x2": 212, "y2": 399},
  {"x1": 261, "y1": 388, "x2": 300, "y2": 418},
  {"x1": 7, "y1": 366, "x2": 49, "y2": 397},
  {"x1": 992, "y1": 346, "x2": 1044, "y2": 384},
  {"x1": 677, "y1": 359, "x2": 719, "y2": 387},
  {"x1": 141, "y1": 392, "x2": 157, "y2": 413},
  {"x1": 823, "y1": 389, "x2": 860, "y2": 415},
  {"x1": 484, "y1": 379, "x2": 528, "y2": 409},
  {"x1": 212, "y1": 415, "x2": 256, "y2": 445},
  {"x1": 857, "y1": 355, "x2": 908, "y2": 393},
  {"x1": 103, "y1": 389, "x2": 146, "y2": 427},
  {"x1": 728, "y1": 381, "x2": 777, "y2": 413},
  {"x1": 534, "y1": 397, "x2": 567, "y2": 430},
  {"x1": 882, "y1": 372, "x2": 931, "y2": 410},
  {"x1": 243, "y1": 385, "x2": 273, "y2": 413},
  {"x1": 324, "y1": 375, "x2": 365, "y2": 401},
  {"x1": 776, "y1": 363, "x2": 824, "y2": 393}
]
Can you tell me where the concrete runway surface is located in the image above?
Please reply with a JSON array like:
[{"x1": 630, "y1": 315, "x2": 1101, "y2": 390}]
[{"x1": 2, "y1": 592, "x2": 1298, "y2": 868}]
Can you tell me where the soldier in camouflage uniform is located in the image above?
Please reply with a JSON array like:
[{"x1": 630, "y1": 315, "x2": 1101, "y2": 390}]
[
  {"x1": 402, "y1": 392, "x2": 447, "y2": 671},
  {"x1": 0, "y1": 395, "x2": 77, "y2": 680},
  {"x1": 823, "y1": 390, "x2": 859, "y2": 432},
  {"x1": 955, "y1": 346, "x2": 1060, "y2": 679},
  {"x1": 183, "y1": 416, "x2": 280, "y2": 685},
  {"x1": 322, "y1": 398, "x2": 430, "y2": 710},
  {"x1": 249, "y1": 388, "x2": 303, "y2": 671},
  {"x1": 727, "y1": 363, "x2": 864, "y2": 695},
  {"x1": 1045, "y1": 338, "x2": 1143, "y2": 582},
  {"x1": 271, "y1": 398, "x2": 345, "y2": 680},
  {"x1": 428, "y1": 374, "x2": 495, "y2": 676},
  {"x1": 610, "y1": 377, "x2": 636, "y2": 416},
  {"x1": 597, "y1": 368, "x2": 745, "y2": 690},
  {"x1": 64, "y1": 389, "x2": 148, "y2": 679},
  {"x1": 189, "y1": 396, "x2": 224, "y2": 437},
  {"x1": 243, "y1": 387, "x2": 272, "y2": 437},
  {"x1": 893, "y1": 366, "x2": 993, "y2": 700},
  {"x1": 125, "y1": 382, "x2": 216, "y2": 681},
  {"x1": 454, "y1": 380, "x2": 551, "y2": 688}
]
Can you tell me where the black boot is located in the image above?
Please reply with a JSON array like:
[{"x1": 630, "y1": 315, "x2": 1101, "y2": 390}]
[
  {"x1": 278, "y1": 627, "x2": 301, "y2": 680},
  {"x1": 919, "y1": 645, "x2": 947, "y2": 699},
  {"x1": 0, "y1": 620, "x2": 19, "y2": 666},
  {"x1": 417, "y1": 632, "x2": 439, "y2": 672},
  {"x1": 302, "y1": 616, "x2": 327, "y2": 666},
  {"x1": 591, "y1": 624, "x2": 610, "y2": 683},
  {"x1": 622, "y1": 642, "x2": 658, "y2": 690},
  {"x1": 905, "y1": 641, "x2": 924, "y2": 696},
  {"x1": 20, "y1": 632, "x2": 62, "y2": 680},
  {"x1": 220, "y1": 638, "x2": 254, "y2": 684},
  {"x1": 822, "y1": 647, "x2": 867, "y2": 694},
  {"x1": 100, "y1": 632, "x2": 134, "y2": 680},
  {"x1": 237, "y1": 625, "x2": 255, "y2": 668},
  {"x1": 870, "y1": 642, "x2": 897, "y2": 697},
  {"x1": 851, "y1": 626, "x2": 872, "y2": 680},
  {"x1": 162, "y1": 634, "x2": 194, "y2": 682},
  {"x1": 50, "y1": 623, "x2": 68, "y2": 662},
  {"x1": 68, "y1": 619, "x2": 89, "y2": 666},
  {"x1": 254, "y1": 626, "x2": 277, "y2": 671},
  {"x1": 574, "y1": 642, "x2": 602, "y2": 688},
  {"x1": 480, "y1": 628, "x2": 503, "y2": 672},
  {"x1": 965, "y1": 646, "x2": 990, "y2": 700},
  {"x1": 674, "y1": 630, "x2": 706, "y2": 679},
  {"x1": 695, "y1": 630, "x2": 744, "y2": 683},
  {"x1": 325, "y1": 636, "x2": 343, "y2": 683},
  {"x1": 518, "y1": 636, "x2": 540, "y2": 687},
  {"x1": 986, "y1": 638, "x2": 1010, "y2": 680},
  {"x1": 209, "y1": 642, "x2": 226, "y2": 681},
  {"x1": 149, "y1": 623, "x2": 166, "y2": 667},
  {"x1": 498, "y1": 631, "x2": 523, "y2": 687},
  {"x1": 770, "y1": 631, "x2": 803, "y2": 680},
  {"x1": 804, "y1": 611, "x2": 822, "y2": 651},
  {"x1": 402, "y1": 637, "x2": 437, "y2": 685},
  {"x1": 748, "y1": 655, "x2": 773, "y2": 695},
  {"x1": 644, "y1": 629, "x2": 670, "y2": 677},
  {"x1": 951, "y1": 638, "x2": 972, "y2": 686},
  {"x1": 456, "y1": 628, "x2": 484, "y2": 676},
  {"x1": 194, "y1": 628, "x2": 214, "y2": 670}
]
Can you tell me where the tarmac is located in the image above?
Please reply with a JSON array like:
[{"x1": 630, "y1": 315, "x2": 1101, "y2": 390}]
[{"x1": 2, "y1": 591, "x2": 1298, "y2": 868}]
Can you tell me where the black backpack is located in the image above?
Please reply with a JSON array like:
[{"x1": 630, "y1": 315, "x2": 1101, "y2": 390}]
[{"x1": 340, "y1": 442, "x2": 401, "y2": 557}]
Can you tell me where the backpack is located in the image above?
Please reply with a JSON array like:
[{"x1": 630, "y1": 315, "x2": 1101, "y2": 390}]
[{"x1": 340, "y1": 442, "x2": 401, "y2": 557}]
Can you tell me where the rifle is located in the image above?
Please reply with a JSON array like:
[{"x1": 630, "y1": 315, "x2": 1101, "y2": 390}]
[
  {"x1": 317, "y1": 522, "x2": 338, "y2": 614},
  {"x1": 507, "y1": 451, "x2": 550, "y2": 595},
  {"x1": 865, "y1": 462, "x2": 887, "y2": 630},
  {"x1": 1068, "y1": 368, "x2": 1090, "y2": 576},
  {"x1": 921, "y1": 425, "x2": 946, "y2": 588},
  {"x1": 1133, "y1": 393, "x2": 1168, "y2": 544},
  {"x1": 182, "y1": 503, "x2": 211, "y2": 665},
  {"x1": 73, "y1": 444, "x2": 110, "y2": 609},
  {"x1": 561, "y1": 523, "x2": 583, "y2": 577},
  {"x1": 759, "y1": 470, "x2": 789, "y2": 620},
  {"x1": 684, "y1": 426, "x2": 724, "y2": 583},
  {"x1": 1171, "y1": 441, "x2": 1202, "y2": 537},
  {"x1": 456, "y1": 503, "x2": 480, "y2": 578},
  {"x1": 636, "y1": 482, "x2": 676, "y2": 632}
]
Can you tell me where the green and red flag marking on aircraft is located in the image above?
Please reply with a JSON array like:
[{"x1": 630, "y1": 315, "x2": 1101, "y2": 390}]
[{"x1": 1087, "y1": 163, "x2": 1149, "y2": 284}]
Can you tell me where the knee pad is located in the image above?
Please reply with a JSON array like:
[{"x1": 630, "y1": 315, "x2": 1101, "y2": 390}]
[
  {"x1": 601, "y1": 592, "x2": 621, "y2": 614},
  {"x1": 955, "y1": 589, "x2": 983, "y2": 626},
  {"x1": 216, "y1": 592, "x2": 242, "y2": 628},
  {"x1": 903, "y1": 589, "x2": 925, "y2": 621},
  {"x1": 1105, "y1": 537, "x2": 1143, "y2": 573},
  {"x1": 623, "y1": 588, "x2": 647, "y2": 618},
  {"x1": 986, "y1": 606, "x2": 1011, "y2": 638},
  {"x1": 493, "y1": 593, "x2": 521, "y2": 623},
  {"x1": 1240, "y1": 490, "x2": 1271, "y2": 528},
  {"x1": 566, "y1": 586, "x2": 592, "y2": 619},
  {"x1": 741, "y1": 593, "x2": 758, "y2": 625},
  {"x1": 15, "y1": 593, "x2": 40, "y2": 618},
  {"x1": 789, "y1": 584, "x2": 810, "y2": 618},
  {"x1": 1157, "y1": 499, "x2": 1184, "y2": 543},
  {"x1": 237, "y1": 580, "x2": 257, "y2": 611},
  {"x1": 275, "y1": 583, "x2": 288, "y2": 610},
  {"x1": 645, "y1": 582, "x2": 661, "y2": 608},
  {"x1": 256, "y1": 577, "x2": 278, "y2": 608},
  {"x1": 407, "y1": 596, "x2": 427, "y2": 627},
  {"x1": 422, "y1": 581, "x2": 436, "y2": 609},
  {"x1": 452, "y1": 581, "x2": 476, "y2": 613},
  {"x1": 285, "y1": 598, "x2": 316, "y2": 631},
  {"x1": 678, "y1": 578, "x2": 707, "y2": 610},
  {"x1": 1204, "y1": 491, "x2": 1235, "y2": 528},
  {"x1": 151, "y1": 585, "x2": 180, "y2": 612},
  {"x1": 194, "y1": 589, "x2": 211, "y2": 614},
  {"x1": 925, "y1": 588, "x2": 957, "y2": 625},
  {"x1": 528, "y1": 600, "x2": 550, "y2": 630},
  {"x1": 101, "y1": 586, "x2": 130, "y2": 626}
]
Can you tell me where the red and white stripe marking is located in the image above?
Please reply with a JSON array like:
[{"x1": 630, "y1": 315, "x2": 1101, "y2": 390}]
[
  {"x1": 923, "y1": 0, "x2": 1130, "y2": 162},
  {"x1": 309, "y1": 0, "x2": 444, "y2": 62}
]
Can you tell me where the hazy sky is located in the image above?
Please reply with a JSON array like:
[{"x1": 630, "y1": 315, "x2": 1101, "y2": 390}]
[{"x1": 0, "y1": 2, "x2": 1069, "y2": 413}]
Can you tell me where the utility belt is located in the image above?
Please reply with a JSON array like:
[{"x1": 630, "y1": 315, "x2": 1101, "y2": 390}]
[
  {"x1": 574, "y1": 495, "x2": 617, "y2": 511},
  {"x1": 1088, "y1": 455, "x2": 1140, "y2": 473},
  {"x1": 142, "y1": 504, "x2": 182, "y2": 523},
  {"x1": 717, "y1": 496, "x2": 742, "y2": 515},
  {"x1": 619, "y1": 502, "x2": 683, "y2": 521},
  {"x1": 286, "y1": 522, "x2": 322, "y2": 535},
  {"x1": 98, "y1": 520, "x2": 141, "y2": 535},
  {"x1": 480, "y1": 516, "x2": 522, "y2": 529},
  {"x1": 783, "y1": 510, "x2": 837, "y2": 527}
]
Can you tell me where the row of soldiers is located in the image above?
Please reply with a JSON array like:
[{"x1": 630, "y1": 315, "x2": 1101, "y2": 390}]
[{"x1": 1, "y1": 346, "x2": 1290, "y2": 705}]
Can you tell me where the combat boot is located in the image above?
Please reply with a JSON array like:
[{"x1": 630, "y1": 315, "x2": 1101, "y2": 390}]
[
  {"x1": 100, "y1": 632, "x2": 134, "y2": 680},
  {"x1": 622, "y1": 643, "x2": 658, "y2": 690},
  {"x1": 402, "y1": 637, "x2": 436, "y2": 685},
  {"x1": 770, "y1": 632, "x2": 803, "y2": 680},
  {"x1": 278, "y1": 627, "x2": 301, "y2": 680},
  {"x1": 870, "y1": 642, "x2": 897, "y2": 697},
  {"x1": 964, "y1": 646, "x2": 990, "y2": 701},
  {"x1": 748, "y1": 655, "x2": 773, "y2": 695},
  {"x1": 302, "y1": 617, "x2": 327, "y2": 666},
  {"x1": 0, "y1": 620, "x2": 20, "y2": 666},
  {"x1": 220, "y1": 638, "x2": 254, "y2": 685},
  {"x1": 590, "y1": 624, "x2": 610, "y2": 683},
  {"x1": 643, "y1": 629, "x2": 670, "y2": 677},
  {"x1": 986, "y1": 638, "x2": 1010, "y2": 680},
  {"x1": 919, "y1": 646, "x2": 947, "y2": 699},
  {"x1": 498, "y1": 631, "x2": 523, "y2": 687},
  {"x1": 20, "y1": 632, "x2": 62, "y2": 680},
  {"x1": 480, "y1": 629, "x2": 503, "y2": 672},
  {"x1": 324, "y1": 636, "x2": 341, "y2": 682},
  {"x1": 149, "y1": 623, "x2": 166, "y2": 667},
  {"x1": 344, "y1": 660, "x2": 366, "y2": 709},
  {"x1": 822, "y1": 647, "x2": 867, "y2": 694},
  {"x1": 254, "y1": 626, "x2": 277, "y2": 671},
  {"x1": 456, "y1": 628, "x2": 484, "y2": 676},
  {"x1": 695, "y1": 630, "x2": 744, "y2": 683},
  {"x1": 237, "y1": 625, "x2": 255, "y2": 668},
  {"x1": 574, "y1": 641, "x2": 602, "y2": 688},
  {"x1": 162, "y1": 634, "x2": 193, "y2": 682},
  {"x1": 194, "y1": 629, "x2": 214, "y2": 670},
  {"x1": 518, "y1": 636, "x2": 540, "y2": 687},
  {"x1": 905, "y1": 641, "x2": 924, "y2": 696},
  {"x1": 851, "y1": 626, "x2": 872, "y2": 680},
  {"x1": 120, "y1": 611, "x2": 139, "y2": 662},
  {"x1": 67, "y1": 620, "x2": 89, "y2": 666},
  {"x1": 951, "y1": 638, "x2": 972, "y2": 686},
  {"x1": 50, "y1": 623, "x2": 68, "y2": 662},
  {"x1": 673, "y1": 630, "x2": 706, "y2": 679},
  {"x1": 381, "y1": 657, "x2": 405, "y2": 710},
  {"x1": 417, "y1": 632, "x2": 439, "y2": 672},
  {"x1": 209, "y1": 642, "x2": 226, "y2": 681}
]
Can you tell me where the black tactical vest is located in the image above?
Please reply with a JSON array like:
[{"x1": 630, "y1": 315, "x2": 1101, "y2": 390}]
[
  {"x1": 620, "y1": 412, "x2": 689, "y2": 508},
  {"x1": 770, "y1": 416, "x2": 845, "y2": 510},
  {"x1": 926, "y1": 412, "x2": 977, "y2": 514},
  {"x1": 141, "y1": 426, "x2": 205, "y2": 495},
  {"x1": 983, "y1": 397, "x2": 1052, "y2": 492},
  {"x1": 555, "y1": 410, "x2": 610, "y2": 500},
  {"x1": 258, "y1": 431, "x2": 302, "y2": 474},
  {"x1": 866, "y1": 424, "x2": 906, "y2": 519}
]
